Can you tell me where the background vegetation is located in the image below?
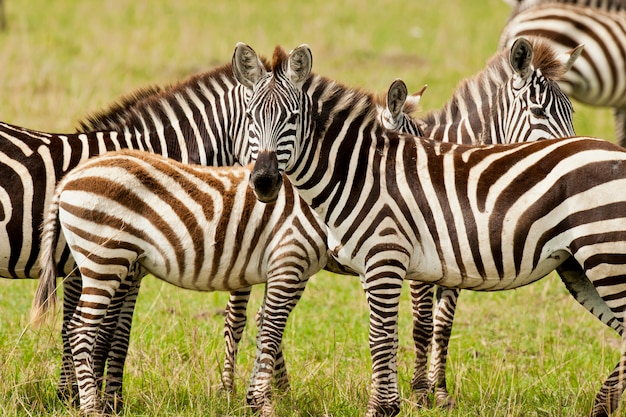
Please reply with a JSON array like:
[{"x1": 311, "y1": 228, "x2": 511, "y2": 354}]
[{"x1": 0, "y1": 0, "x2": 620, "y2": 416}]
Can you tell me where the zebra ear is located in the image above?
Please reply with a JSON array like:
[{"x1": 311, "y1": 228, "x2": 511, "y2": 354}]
[
  {"x1": 406, "y1": 84, "x2": 428, "y2": 108},
  {"x1": 232, "y1": 42, "x2": 267, "y2": 89},
  {"x1": 386, "y1": 79, "x2": 409, "y2": 119},
  {"x1": 509, "y1": 37, "x2": 533, "y2": 80},
  {"x1": 561, "y1": 43, "x2": 584, "y2": 73},
  {"x1": 287, "y1": 44, "x2": 312, "y2": 88}
]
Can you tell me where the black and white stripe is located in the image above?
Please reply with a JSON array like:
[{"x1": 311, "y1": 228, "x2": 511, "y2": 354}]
[{"x1": 238, "y1": 43, "x2": 626, "y2": 417}]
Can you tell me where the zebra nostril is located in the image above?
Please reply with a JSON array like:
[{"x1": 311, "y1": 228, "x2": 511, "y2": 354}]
[{"x1": 250, "y1": 171, "x2": 282, "y2": 203}]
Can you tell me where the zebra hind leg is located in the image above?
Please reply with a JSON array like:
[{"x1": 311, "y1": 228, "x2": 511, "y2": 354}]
[
  {"x1": 561, "y1": 256, "x2": 626, "y2": 416},
  {"x1": 69, "y1": 275, "x2": 124, "y2": 415},
  {"x1": 408, "y1": 281, "x2": 434, "y2": 407},
  {"x1": 101, "y1": 275, "x2": 142, "y2": 414},
  {"x1": 428, "y1": 287, "x2": 460, "y2": 409},
  {"x1": 58, "y1": 274, "x2": 82, "y2": 406}
]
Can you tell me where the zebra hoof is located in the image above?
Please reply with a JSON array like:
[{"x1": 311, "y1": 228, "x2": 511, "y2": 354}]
[
  {"x1": 365, "y1": 401, "x2": 401, "y2": 417},
  {"x1": 434, "y1": 390, "x2": 455, "y2": 409},
  {"x1": 410, "y1": 389, "x2": 432, "y2": 408},
  {"x1": 246, "y1": 393, "x2": 274, "y2": 416},
  {"x1": 103, "y1": 392, "x2": 124, "y2": 415},
  {"x1": 57, "y1": 384, "x2": 79, "y2": 407}
]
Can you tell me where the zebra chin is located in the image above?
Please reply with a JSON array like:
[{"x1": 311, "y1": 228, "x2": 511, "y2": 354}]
[{"x1": 250, "y1": 151, "x2": 283, "y2": 203}]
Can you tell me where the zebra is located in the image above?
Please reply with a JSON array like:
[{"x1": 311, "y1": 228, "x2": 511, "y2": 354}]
[
  {"x1": 25, "y1": 78, "x2": 423, "y2": 414},
  {"x1": 29, "y1": 149, "x2": 335, "y2": 416},
  {"x1": 406, "y1": 36, "x2": 582, "y2": 406},
  {"x1": 235, "y1": 42, "x2": 626, "y2": 417},
  {"x1": 499, "y1": 0, "x2": 626, "y2": 146},
  {"x1": 15, "y1": 35, "x2": 571, "y2": 409}
]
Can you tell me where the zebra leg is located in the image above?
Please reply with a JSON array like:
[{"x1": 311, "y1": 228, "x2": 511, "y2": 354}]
[
  {"x1": 58, "y1": 274, "x2": 82, "y2": 405},
  {"x1": 101, "y1": 276, "x2": 142, "y2": 414},
  {"x1": 427, "y1": 287, "x2": 460, "y2": 409},
  {"x1": 362, "y1": 271, "x2": 404, "y2": 417},
  {"x1": 613, "y1": 107, "x2": 626, "y2": 148},
  {"x1": 245, "y1": 276, "x2": 308, "y2": 416},
  {"x1": 253, "y1": 294, "x2": 290, "y2": 391},
  {"x1": 69, "y1": 276, "x2": 123, "y2": 415},
  {"x1": 408, "y1": 281, "x2": 434, "y2": 407},
  {"x1": 222, "y1": 287, "x2": 252, "y2": 393},
  {"x1": 566, "y1": 254, "x2": 626, "y2": 416}
]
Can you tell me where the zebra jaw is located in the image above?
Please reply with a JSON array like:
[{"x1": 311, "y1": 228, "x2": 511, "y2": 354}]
[{"x1": 250, "y1": 151, "x2": 283, "y2": 203}]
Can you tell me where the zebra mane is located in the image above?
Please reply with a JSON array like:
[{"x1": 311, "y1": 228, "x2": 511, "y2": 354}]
[
  {"x1": 268, "y1": 45, "x2": 381, "y2": 129},
  {"x1": 76, "y1": 58, "x2": 270, "y2": 133},
  {"x1": 420, "y1": 37, "x2": 566, "y2": 127},
  {"x1": 270, "y1": 45, "x2": 290, "y2": 75},
  {"x1": 76, "y1": 85, "x2": 164, "y2": 132}
]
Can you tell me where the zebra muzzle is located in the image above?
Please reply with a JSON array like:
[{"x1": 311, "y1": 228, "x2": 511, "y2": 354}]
[{"x1": 250, "y1": 151, "x2": 283, "y2": 203}]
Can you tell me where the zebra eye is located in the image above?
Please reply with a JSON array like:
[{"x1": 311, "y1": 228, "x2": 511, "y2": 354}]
[
  {"x1": 287, "y1": 113, "x2": 298, "y2": 124},
  {"x1": 530, "y1": 107, "x2": 547, "y2": 118}
]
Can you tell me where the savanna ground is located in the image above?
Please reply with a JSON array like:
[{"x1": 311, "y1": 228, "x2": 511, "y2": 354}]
[{"x1": 0, "y1": 0, "x2": 622, "y2": 416}]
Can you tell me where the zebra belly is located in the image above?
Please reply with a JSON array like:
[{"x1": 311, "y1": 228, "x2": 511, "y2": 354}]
[
  {"x1": 139, "y1": 254, "x2": 269, "y2": 292},
  {"x1": 408, "y1": 250, "x2": 570, "y2": 291}
]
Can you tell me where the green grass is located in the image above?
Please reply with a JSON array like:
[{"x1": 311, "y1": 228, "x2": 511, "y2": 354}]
[{"x1": 0, "y1": 0, "x2": 622, "y2": 416}]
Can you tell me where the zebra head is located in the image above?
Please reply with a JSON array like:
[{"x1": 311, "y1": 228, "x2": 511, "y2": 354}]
[
  {"x1": 498, "y1": 37, "x2": 581, "y2": 143},
  {"x1": 233, "y1": 42, "x2": 312, "y2": 203}
]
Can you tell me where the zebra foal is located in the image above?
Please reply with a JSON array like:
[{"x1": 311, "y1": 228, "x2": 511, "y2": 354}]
[
  {"x1": 237, "y1": 42, "x2": 626, "y2": 417},
  {"x1": 30, "y1": 150, "x2": 330, "y2": 416}
]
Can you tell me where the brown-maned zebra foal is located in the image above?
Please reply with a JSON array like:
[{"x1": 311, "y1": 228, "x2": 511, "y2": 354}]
[{"x1": 30, "y1": 150, "x2": 328, "y2": 416}]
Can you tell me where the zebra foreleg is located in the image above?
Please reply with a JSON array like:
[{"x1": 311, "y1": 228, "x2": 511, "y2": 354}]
[
  {"x1": 245, "y1": 276, "x2": 307, "y2": 416},
  {"x1": 222, "y1": 287, "x2": 252, "y2": 393},
  {"x1": 363, "y1": 271, "x2": 404, "y2": 417},
  {"x1": 408, "y1": 281, "x2": 434, "y2": 407}
]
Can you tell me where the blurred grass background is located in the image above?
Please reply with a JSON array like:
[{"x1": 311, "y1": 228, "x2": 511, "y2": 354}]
[{"x1": 0, "y1": 0, "x2": 621, "y2": 416}]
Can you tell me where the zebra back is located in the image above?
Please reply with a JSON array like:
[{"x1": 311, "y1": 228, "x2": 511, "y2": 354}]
[{"x1": 505, "y1": 0, "x2": 626, "y2": 15}]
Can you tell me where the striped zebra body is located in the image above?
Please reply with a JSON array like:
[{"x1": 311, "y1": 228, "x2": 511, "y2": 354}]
[
  {"x1": 31, "y1": 150, "x2": 328, "y2": 415},
  {"x1": 499, "y1": 0, "x2": 626, "y2": 145},
  {"x1": 238, "y1": 44, "x2": 626, "y2": 417}
]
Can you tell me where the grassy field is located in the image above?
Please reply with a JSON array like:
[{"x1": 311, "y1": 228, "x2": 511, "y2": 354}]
[{"x1": 0, "y1": 0, "x2": 623, "y2": 416}]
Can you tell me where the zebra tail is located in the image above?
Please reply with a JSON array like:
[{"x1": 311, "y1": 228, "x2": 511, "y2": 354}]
[{"x1": 30, "y1": 188, "x2": 62, "y2": 327}]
